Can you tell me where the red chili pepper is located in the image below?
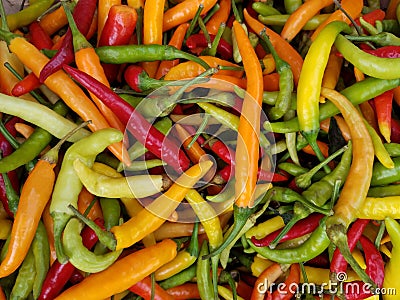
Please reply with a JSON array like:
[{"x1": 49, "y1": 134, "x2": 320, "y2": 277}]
[
  {"x1": 68, "y1": 269, "x2": 85, "y2": 285},
  {"x1": 27, "y1": 21, "x2": 53, "y2": 50},
  {"x1": 343, "y1": 235, "x2": 385, "y2": 300},
  {"x1": 38, "y1": 218, "x2": 104, "y2": 300},
  {"x1": 206, "y1": 138, "x2": 235, "y2": 165},
  {"x1": 251, "y1": 213, "x2": 324, "y2": 247},
  {"x1": 62, "y1": 64, "x2": 191, "y2": 173},
  {"x1": 330, "y1": 219, "x2": 369, "y2": 274},
  {"x1": 98, "y1": 5, "x2": 138, "y2": 82},
  {"x1": 374, "y1": 89, "x2": 393, "y2": 143},
  {"x1": 186, "y1": 33, "x2": 233, "y2": 60},
  {"x1": 0, "y1": 117, "x2": 21, "y2": 218},
  {"x1": 216, "y1": 163, "x2": 287, "y2": 183},
  {"x1": 270, "y1": 263, "x2": 300, "y2": 300},
  {"x1": 39, "y1": 0, "x2": 97, "y2": 83},
  {"x1": 124, "y1": 65, "x2": 165, "y2": 93},
  {"x1": 165, "y1": 283, "x2": 201, "y2": 300},
  {"x1": 129, "y1": 276, "x2": 175, "y2": 300},
  {"x1": 11, "y1": 72, "x2": 41, "y2": 97},
  {"x1": 355, "y1": 9, "x2": 386, "y2": 30},
  {"x1": 364, "y1": 46, "x2": 400, "y2": 58},
  {"x1": 391, "y1": 118, "x2": 400, "y2": 143}
]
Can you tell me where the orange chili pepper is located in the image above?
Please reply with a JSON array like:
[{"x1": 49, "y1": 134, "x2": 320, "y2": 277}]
[
  {"x1": 251, "y1": 263, "x2": 288, "y2": 300},
  {"x1": 212, "y1": 74, "x2": 247, "y2": 89},
  {"x1": 311, "y1": 0, "x2": 363, "y2": 41},
  {"x1": 320, "y1": 50, "x2": 343, "y2": 103},
  {"x1": 63, "y1": 3, "x2": 125, "y2": 133},
  {"x1": 263, "y1": 72, "x2": 280, "y2": 92},
  {"x1": 4, "y1": 33, "x2": 129, "y2": 165},
  {"x1": 271, "y1": 263, "x2": 301, "y2": 299},
  {"x1": 97, "y1": 0, "x2": 122, "y2": 44},
  {"x1": 164, "y1": 56, "x2": 243, "y2": 80},
  {"x1": 141, "y1": 0, "x2": 165, "y2": 77},
  {"x1": 38, "y1": 6, "x2": 68, "y2": 36},
  {"x1": 77, "y1": 187, "x2": 104, "y2": 221},
  {"x1": 243, "y1": 9, "x2": 303, "y2": 86},
  {"x1": 162, "y1": 0, "x2": 218, "y2": 32},
  {"x1": 55, "y1": 239, "x2": 178, "y2": 300},
  {"x1": 166, "y1": 283, "x2": 201, "y2": 300},
  {"x1": 302, "y1": 140, "x2": 329, "y2": 158},
  {"x1": 205, "y1": 0, "x2": 231, "y2": 35},
  {"x1": 14, "y1": 122, "x2": 34, "y2": 138},
  {"x1": 280, "y1": 0, "x2": 333, "y2": 42},
  {"x1": 155, "y1": 23, "x2": 189, "y2": 79},
  {"x1": 0, "y1": 287, "x2": 5, "y2": 300},
  {"x1": 175, "y1": 123, "x2": 207, "y2": 164},
  {"x1": 85, "y1": 8, "x2": 98, "y2": 41},
  {"x1": 393, "y1": 86, "x2": 400, "y2": 107},
  {"x1": 42, "y1": 202, "x2": 57, "y2": 265}
]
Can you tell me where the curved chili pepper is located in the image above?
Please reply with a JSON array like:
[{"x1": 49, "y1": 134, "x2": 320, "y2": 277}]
[
  {"x1": 32, "y1": 221, "x2": 50, "y2": 299},
  {"x1": 38, "y1": 219, "x2": 105, "y2": 300},
  {"x1": 297, "y1": 21, "x2": 351, "y2": 171},
  {"x1": 251, "y1": 213, "x2": 324, "y2": 247},
  {"x1": 55, "y1": 239, "x2": 177, "y2": 300},
  {"x1": 27, "y1": 20, "x2": 53, "y2": 50},
  {"x1": 124, "y1": 64, "x2": 169, "y2": 93},
  {"x1": 97, "y1": 0, "x2": 121, "y2": 45},
  {"x1": 186, "y1": 33, "x2": 233, "y2": 60},
  {"x1": 62, "y1": 64, "x2": 191, "y2": 173},
  {"x1": 251, "y1": 263, "x2": 289, "y2": 300},
  {"x1": 38, "y1": 0, "x2": 97, "y2": 82},
  {"x1": 9, "y1": 245, "x2": 35, "y2": 299},
  {"x1": 259, "y1": 14, "x2": 329, "y2": 30},
  {"x1": 271, "y1": 263, "x2": 300, "y2": 300},
  {"x1": 374, "y1": 89, "x2": 393, "y2": 143},
  {"x1": 38, "y1": 5, "x2": 68, "y2": 36}
]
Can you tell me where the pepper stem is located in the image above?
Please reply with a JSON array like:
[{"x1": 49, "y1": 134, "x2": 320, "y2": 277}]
[
  {"x1": 68, "y1": 204, "x2": 117, "y2": 251},
  {"x1": 295, "y1": 144, "x2": 348, "y2": 189},
  {"x1": 301, "y1": 131, "x2": 331, "y2": 174},
  {"x1": 203, "y1": 205, "x2": 255, "y2": 259},
  {"x1": 42, "y1": 121, "x2": 91, "y2": 164},
  {"x1": 187, "y1": 221, "x2": 199, "y2": 257},
  {"x1": 0, "y1": 0, "x2": 9, "y2": 32},
  {"x1": 0, "y1": 28, "x2": 19, "y2": 44},
  {"x1": 327, "y1": 224, "x2": 378, "y2": 290}
]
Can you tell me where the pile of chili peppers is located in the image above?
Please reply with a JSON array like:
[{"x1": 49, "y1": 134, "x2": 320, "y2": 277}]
[{"x1": 2, "y1": 0, "x2": 400, "y2": 299}]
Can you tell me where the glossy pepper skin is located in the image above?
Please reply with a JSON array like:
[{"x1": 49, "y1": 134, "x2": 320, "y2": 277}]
[{"x1": 383, "y1": 217, "x2": 400, "y2": 299}]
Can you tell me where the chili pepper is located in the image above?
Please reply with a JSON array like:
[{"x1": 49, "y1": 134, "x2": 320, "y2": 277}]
[
  {"x1": 297, "y1": 21, "x2": 351, "y2": 172},
  {"x1": 197, "y1": 240, "x2": 215, "y2": 299},
  {"x1": 259, "y1": 30, "x2": 293, "y2": 121},
  {"x1": 124, "y1": 64, "x2": 169, "y2": 93},
  {"x1": 271, "y1": 263, "x2": 300, "y2": 300},
  {"x1": 284, "y1": 0, "x2": 302, "y2": 14},
  {"x1": 62, "y1": 218, "x2": 122, "y2": 273},
  {"x1": 154, "y1": 221, "x2": 198, "y2": 281},
  {"x1": 335, "y1": 34, "x2": 400, "y2": 79},
  {"x1": 129, "y1": 276, "x2": 175, "y2": 300},
  {"x1": 251, "y1": 262, "x2": 289, "y2": 300},
  {"x1": 27, "y1": 20, "x2": 53, "y2": 50},
  {"x1": 162, "y1": 0, "x2": 217, "y2": 32},
  {"x1": 205, "y1": 0, "x2": 230, "y2": 36},
  {"x1": 77, "y1": 187, "x2": 103, "y2": 222},
  {"x1": 383, "y1": 217, "x2": 400, "y2": 299},
  {"x1": 269, "y1": 77, "x2": 400, "y2": 134},
  {"x1": 5, "y1": 0, "x2": 54, "y2": 31},
  {"x1": 280, "y1": 0, "x2": 333, "y2": 42},
  {"x1": 374, "y1": 89, "x2": 393, "y2": 143},
  {"x1": 259, "y1": 14, "x2": 330, "y2": 31},
  {"x1": 95, "y1": 44, "x2": 210, "y2": 69},
  {"x1": 166, "y1": 283, "x2": 201, "y2": 300},
  {"x1": 251, "y1": 213, "x2": 324, "y2": 248},
  {"x1": 50, "y1": 128, "x2": 123, "y2": 263},
  {"x1": 302, "y1": 139, "x2": 352, "y2": 207},
  {"x1": 248, "y1": 217, "x2": 330, "y2": 264},
  {"x1": 159, "y1": 264, "x2": 197, "y2": 290},
  {"x1": 98, "y1": 5, "x2": 138, "y2": 82},
  {"x1": 367, "y1": 184, "x2": 400, "y2": 197},
  {"x1": 55, "y1": 239, "x2": 177, "y2": 300},
  {"x1": 32, "y1": 221, "x2": 50, "y2": 299},
  {"x1": 346, "y1": 32, "x2": 400, "y2": 47},
  {"x1": 370, "y1": 156, "x2": 400, "y2": 186},
  {"x1": 156, "y1": 23, "x2": 189, "y2": 79},
  {"x1": 186, "y1": 33, "x2": 233, "y2": 60},
  {"x1": 9, "y1": 244, "x2": 36, "y2": 299},
  {"x1": 38, "y1": 0, "x2": 97, "y2": 82},
  {"x1": 321, "y1": 87, "x2": 375, "y2": 288},
  {"x1": 252, "y1": 2, "x2": 281, "y2": 17},
  {"x1": 62, "y1": 64, "x2": 191, "y2": 173},
  {"x1": 38, "y1": 219, "x2": 104, "y2": 300},
  {"x1": 357, "y1": 196, "x2": 400, "y2": 219},
  {"x1": 311, "y1": 0, "x2": 363, "y2": 41},
  {"x1": 97, "y1": 0, "x2": 121, "y2": 45},
  {"x1": 11, "y1": 72, "x2": 41, "y2": 97},
  {"x1": 38, "y1": 5, "x2": 68, "y2": 36}
]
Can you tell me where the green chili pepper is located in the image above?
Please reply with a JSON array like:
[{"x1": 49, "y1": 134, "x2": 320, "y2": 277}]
[
  {"x1": 259, "y1": 30, "x2": 294, "y2": 121},
  {"x1": 159, "y1": 264, "x2": 197, "y2": 290},
  {"x1": 50, "y1": 128, "x2": 124, "y2": 264},
  {"x1": 2, "y1": 166, "x2": 19, "y2": 214},
  {"x1": 335, "y1": 34, "x2": 400, "y2": 79},
  {"x1": 268, "y1": 77, "x2": 400, "y2": 133},
  {"x1": 384, "y1": 143, "x2": 400, "y2": 157},
  {"x1": 284, "y1": 110, "x2": 300, "y2": 166},
  {"x1": 95, "y1": 44, "x2": 210, "y2": 69},
  {"x1": 383, "y1": 217, "x2": 400, "y2": 295},
  {"x1": 284, "y1": 0, "x2": 302, "y2": 14},
  {"x1": 371, "y1": 156, "x2": 400, "y2": 186},
  {"x1": 259, "y1": 14, "x2": 330, "y2": 30},
  {"x1": 278, "y1": 162, "x2": 309, "y2": 177},
  {"x1": 62, "y1": 218, "x2": 122, "y2": 273},
  {"x1": 9, "y1": 246, "x2": 36, "y2": 300},
  {"x1": 32, "y1": 221, "x2": 50, "y2": 299},
  {"x1": 302, "y1": 140, "x2": 352, "y2": 207},
  {"x1": 345, "y1": 32, "x2": 400, "y2": 46},
  {"x1": 262, "y1": 91, "x2": 297, "y2": 109},
  {"x1": 197, "y1": 240, "x2": 215, "y2": 300},
  {"x1": 368, "y1": 184, "x2": 400, "y2": 197},
  {"x1": 376, "y1": 20, "x2": 400, "y2": 35},
  {"x1": 297, "y1": 21, "x2": 351, "y2": 171},
  {"x1": 6, "y1": 0, "x2": 54, "y2": 31},
  {"x1": 247, "y1": 217, "x2": 330, "y2": 264},
  {"x1": 252, "y1": 2, "x2": 281, "y2": 16}
]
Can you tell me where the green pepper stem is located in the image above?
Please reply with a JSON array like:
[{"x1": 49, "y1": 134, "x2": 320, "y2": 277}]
[
  {"x1": 204, "y1": 22, "x2": 226, "y2": 57},
  {"x1": 302, "y1": 131, "x2": 331, "y2": 174},
  {"x1": 295, "y1": 144, "x2": 348, "y2": 189},
  {"x1": 344, "y1": 32, "x2": 400, "y2": 46},
  {"x1": 0, "y1": 0, "x2": 9, "y2": 32},
  {"x1": 185, "y1": 4, "x2": 204, "y2": 41},
  {"x1": 68, "y1": 204, "x2": 117, "y2": 251},
  {"x1": 187, "y1": 221, "x2": 199, "y2": 257},
  {"x1": 327, "y1": 224, "x2": 378, "y2": 290}
]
